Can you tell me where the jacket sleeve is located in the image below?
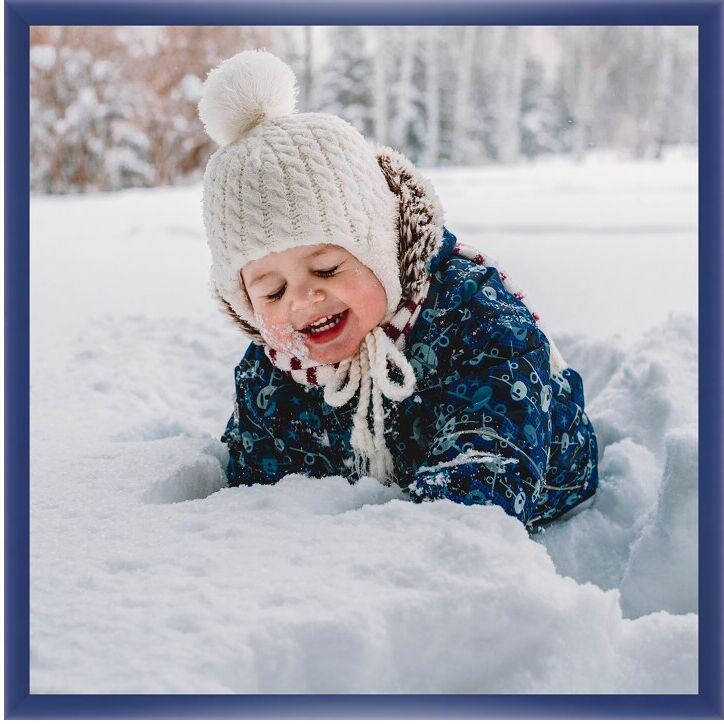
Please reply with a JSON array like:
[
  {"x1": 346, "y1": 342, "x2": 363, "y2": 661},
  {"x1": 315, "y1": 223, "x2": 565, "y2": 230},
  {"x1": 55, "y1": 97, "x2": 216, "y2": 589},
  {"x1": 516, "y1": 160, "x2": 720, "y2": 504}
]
[
  {"x1": 408, "y1": 279, "x2": 553, "y2": 528},
  {"x1": 220, "y1": 359, "x2": 287, "y2": 486},
  {"x1": 221, "y1": 345, "x2": 328, "y2": 487}
]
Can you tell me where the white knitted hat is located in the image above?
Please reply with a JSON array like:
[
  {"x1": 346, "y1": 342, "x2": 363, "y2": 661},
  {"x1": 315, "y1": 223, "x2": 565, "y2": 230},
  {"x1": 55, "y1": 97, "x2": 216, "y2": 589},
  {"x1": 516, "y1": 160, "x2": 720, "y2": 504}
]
[{"x1": 198, "y1": 50, "x2": 401, "y2": 340}]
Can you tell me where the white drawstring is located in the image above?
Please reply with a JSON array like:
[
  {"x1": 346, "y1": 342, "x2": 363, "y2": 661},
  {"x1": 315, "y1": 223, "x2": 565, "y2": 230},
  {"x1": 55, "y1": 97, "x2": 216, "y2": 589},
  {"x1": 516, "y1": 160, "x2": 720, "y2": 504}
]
[{"x1": 322, "y1": 326, "x2": 418, "y2": 485}]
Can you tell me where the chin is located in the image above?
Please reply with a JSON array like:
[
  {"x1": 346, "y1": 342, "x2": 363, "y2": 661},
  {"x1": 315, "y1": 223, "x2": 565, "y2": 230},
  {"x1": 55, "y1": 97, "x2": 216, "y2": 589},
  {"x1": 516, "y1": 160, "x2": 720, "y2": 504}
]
[
  {"x1": 311, "y1": 349, "x2": 349, "y2": 365},
  {"x1": 311, "y1": 337, "x2": 365, "y2": 365}
]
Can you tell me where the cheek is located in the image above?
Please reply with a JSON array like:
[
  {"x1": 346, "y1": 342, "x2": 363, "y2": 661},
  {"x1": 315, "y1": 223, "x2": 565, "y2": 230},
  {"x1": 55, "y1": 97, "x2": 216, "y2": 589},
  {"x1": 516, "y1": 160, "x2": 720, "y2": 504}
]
[
  {"x1": 254, "y1": 310, "x2": 310, "y2": 357},
  {"x1": 345, "y1": 267, "x2": 387, "y2": 324},
  {"x1": 253, "y1": 309, "x2": 283, "y2": 344}
]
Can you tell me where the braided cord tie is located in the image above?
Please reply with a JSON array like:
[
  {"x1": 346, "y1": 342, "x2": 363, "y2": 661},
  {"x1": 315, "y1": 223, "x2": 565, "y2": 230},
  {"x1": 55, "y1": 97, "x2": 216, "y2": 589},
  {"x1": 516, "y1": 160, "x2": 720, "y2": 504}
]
[
  {"x1": 331, "y1": 326, "x2": 417, "y2": 485},
  {"x1": 321, "y1": 283, "x2": 428, "y2": 484}
]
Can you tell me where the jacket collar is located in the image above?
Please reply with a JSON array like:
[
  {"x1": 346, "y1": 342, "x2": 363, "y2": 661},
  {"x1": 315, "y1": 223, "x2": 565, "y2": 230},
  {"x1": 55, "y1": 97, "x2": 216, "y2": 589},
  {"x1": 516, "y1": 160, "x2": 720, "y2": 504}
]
[{"x1": 427, "y1": 227, "x2": 458, "y2": 274}]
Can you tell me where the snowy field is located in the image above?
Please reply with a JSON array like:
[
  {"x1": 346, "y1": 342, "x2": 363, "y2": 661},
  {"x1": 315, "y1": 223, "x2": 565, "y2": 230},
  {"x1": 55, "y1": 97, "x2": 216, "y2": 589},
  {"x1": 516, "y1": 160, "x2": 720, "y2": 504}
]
[{"x1": 29, "y1": 151, "x2": 698, "y2": 693}]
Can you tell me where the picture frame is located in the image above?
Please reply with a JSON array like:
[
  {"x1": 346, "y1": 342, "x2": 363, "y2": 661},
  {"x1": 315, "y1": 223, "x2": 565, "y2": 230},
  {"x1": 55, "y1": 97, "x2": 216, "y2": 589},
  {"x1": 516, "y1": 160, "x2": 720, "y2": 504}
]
[{"x1": 5, "y1": 0, "x2": 722, "y2": 718}]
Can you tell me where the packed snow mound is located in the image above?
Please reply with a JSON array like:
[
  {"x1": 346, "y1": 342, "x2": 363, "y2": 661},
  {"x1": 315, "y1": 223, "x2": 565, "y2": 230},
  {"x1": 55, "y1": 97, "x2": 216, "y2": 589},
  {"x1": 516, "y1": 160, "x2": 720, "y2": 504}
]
[
  {"x1": 30, "y1": 469, "x2": 697, "y2": 694},
  {"x1": 537, "y1": 312, "x2": 697, "y2": 619},
  {"x1": 536, "y1": 438, "x2": 661, "y2": 590},
  {"x1": 619, "y1": 426, "x2": 698, "y2": 617},
  {"x1": 596, "y1": 316, "x2": 694, "y2": 441},
  {"x1": 29, "y1": 159, "x2": 698, "y2": 693},
  {"x1": 141, "y1": 437, "x2": 228, "y2": 504}
]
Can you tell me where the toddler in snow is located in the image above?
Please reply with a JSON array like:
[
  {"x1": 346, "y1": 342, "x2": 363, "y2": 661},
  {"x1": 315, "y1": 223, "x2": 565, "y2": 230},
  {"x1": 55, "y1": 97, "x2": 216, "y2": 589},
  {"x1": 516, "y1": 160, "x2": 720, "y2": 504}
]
[{"x1": 198, "y1": 50, "x2": 599, "y2": 531}]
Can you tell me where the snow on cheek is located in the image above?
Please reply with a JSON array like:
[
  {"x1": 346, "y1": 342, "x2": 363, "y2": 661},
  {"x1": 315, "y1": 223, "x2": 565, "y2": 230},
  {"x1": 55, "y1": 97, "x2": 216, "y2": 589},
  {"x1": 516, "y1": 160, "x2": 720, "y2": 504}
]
[{"x1": 254, "y1": 313, "x2": 309, "y2": 359}]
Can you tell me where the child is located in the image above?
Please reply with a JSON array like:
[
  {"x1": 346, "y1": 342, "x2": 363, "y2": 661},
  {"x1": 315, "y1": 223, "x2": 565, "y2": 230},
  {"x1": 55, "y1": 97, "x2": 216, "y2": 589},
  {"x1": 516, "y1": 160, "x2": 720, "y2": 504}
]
[{"x1": 198, "y1": 50, "x2": 599, "y2": 531}]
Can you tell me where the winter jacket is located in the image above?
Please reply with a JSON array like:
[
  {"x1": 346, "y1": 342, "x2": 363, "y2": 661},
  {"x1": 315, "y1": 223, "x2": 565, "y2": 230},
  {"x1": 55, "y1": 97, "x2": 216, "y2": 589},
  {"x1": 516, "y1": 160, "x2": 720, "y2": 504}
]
[{"x1": 221, "y1": 226, "x2": 599, "y2": 531}]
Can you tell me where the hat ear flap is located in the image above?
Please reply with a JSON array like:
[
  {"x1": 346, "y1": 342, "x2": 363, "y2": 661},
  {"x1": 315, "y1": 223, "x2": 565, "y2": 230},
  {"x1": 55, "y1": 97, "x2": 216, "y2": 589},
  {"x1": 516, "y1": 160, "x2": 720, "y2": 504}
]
[{"x1": 375, "y1": 146, "x2": 445, "y2": 300}]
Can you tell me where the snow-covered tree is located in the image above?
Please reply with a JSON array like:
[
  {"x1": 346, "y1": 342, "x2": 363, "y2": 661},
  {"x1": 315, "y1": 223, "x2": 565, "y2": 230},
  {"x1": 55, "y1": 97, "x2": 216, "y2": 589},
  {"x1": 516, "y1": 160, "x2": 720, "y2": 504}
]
[
  {"x1": 558, "y1": 27, "x2": 603, "y2": 161},
  {"x1": 449, "y1": 26, "x2": 478, "y2": 165},
  {"x1": 388, "y1": 30, "x2": 420, "y2": 151},
  {"x1": 30, "y1": 25, "x2": 269, "y2": 193},
  {"x1": 491, "y1": 27, "x2": 527, "y2": 164},
  {"x1": 666, "y1": 28, "x2": 698, "y2": 148},
  {"x1": 520, "y1": 56, "x2": 569, "y2": 158},
  {"x1": 29, "y1": 25, "x2": 699, "y2": 192},
  {"x1": 272, "y1": 27, "x2": 316, "y2": 112},
  {"x1": 421, "y1": 27, "x2": 441, "y2": 166},
  {"x1": 30, "y1": 45, "x2": 152, "y2": 193},
  {"x1": 317, "y1": 27, "x2": 373, "y2": 137},
  {"x1": 370, "y1": 27, "x2": 390, "y2": 146}
]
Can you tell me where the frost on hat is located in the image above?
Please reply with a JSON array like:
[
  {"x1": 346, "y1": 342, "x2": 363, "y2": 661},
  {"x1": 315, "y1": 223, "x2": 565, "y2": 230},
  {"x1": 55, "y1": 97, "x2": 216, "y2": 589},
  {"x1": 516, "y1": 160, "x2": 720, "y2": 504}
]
[{"x1": 198, "y1": 49, "x2": 401, "y2": 343}]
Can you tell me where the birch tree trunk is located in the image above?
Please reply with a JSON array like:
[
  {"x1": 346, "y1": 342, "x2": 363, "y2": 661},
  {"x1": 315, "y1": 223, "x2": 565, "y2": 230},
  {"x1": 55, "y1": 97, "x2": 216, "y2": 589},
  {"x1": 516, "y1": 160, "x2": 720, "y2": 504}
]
[
  {"x1": 496, "y1": 27, "x2": 526, "y2": 164},
  {"x1": 560, "y1": 27, "x2": 594, "y2": 163},
  {"x1": 371, "y1": 28, "x2": 389, "y2": 145},
  {"x1": 389, "y1": 29, "x2": 416, "y2": 149},
  {"x1": 422, "y1": 26, "x2": 440, "y2": 166},
  {"x1": 450, "y1": 26, "x2": 476, "y2": 164},
  {"x1": 649, "y1": 26, "x2": 676, "y2": 159},
  {"x1": 302, "y1": 26, "x2": 314, "y2": 111}
]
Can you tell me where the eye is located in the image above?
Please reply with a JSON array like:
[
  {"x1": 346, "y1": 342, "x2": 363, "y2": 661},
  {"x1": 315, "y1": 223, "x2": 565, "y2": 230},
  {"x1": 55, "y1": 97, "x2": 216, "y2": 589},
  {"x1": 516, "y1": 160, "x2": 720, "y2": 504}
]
[
  {"x1": 265, "y1": 284, "x2": 286, "y2": 302},
  {"x1": 315, "y1": 265, "x2": 340, "y2": 278}
]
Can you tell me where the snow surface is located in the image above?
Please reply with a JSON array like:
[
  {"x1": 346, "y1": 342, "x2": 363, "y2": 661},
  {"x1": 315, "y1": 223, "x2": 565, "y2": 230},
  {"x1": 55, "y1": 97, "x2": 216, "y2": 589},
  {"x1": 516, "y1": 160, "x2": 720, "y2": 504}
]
[{"x1": 29, "y1": 153, "x2": 698, "y2": 693}]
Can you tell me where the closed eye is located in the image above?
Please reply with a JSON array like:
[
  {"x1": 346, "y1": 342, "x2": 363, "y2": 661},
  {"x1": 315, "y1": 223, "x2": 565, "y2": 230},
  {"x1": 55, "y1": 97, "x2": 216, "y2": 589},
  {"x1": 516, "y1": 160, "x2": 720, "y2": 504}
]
[
  {"x1": 265, "y1": 285, "x2": 286, "y2": 301},
  {"x1": 315, "y1": 265, "x2": 340, "y2": 278}
]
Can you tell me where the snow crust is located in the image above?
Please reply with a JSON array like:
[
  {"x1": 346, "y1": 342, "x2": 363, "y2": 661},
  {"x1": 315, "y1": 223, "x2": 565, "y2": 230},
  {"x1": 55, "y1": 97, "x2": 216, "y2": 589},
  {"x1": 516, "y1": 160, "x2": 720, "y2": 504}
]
[{"x1": 29, "y1": 154, "x2": 698, "y2": 693}]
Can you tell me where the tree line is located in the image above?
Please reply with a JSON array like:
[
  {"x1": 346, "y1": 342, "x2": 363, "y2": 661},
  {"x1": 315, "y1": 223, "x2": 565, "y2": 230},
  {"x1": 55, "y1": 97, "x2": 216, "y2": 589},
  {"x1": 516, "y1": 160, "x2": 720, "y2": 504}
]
[{"x1": 30, "y1": 26, "x2": 697, "y2": 194}]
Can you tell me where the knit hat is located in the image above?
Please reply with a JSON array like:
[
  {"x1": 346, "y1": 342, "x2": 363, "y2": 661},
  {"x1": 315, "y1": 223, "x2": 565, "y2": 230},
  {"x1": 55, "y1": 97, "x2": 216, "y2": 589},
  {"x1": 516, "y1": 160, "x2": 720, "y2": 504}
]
[{"x1": 198, "y1": 49, "x2": 404, "y2": 342}]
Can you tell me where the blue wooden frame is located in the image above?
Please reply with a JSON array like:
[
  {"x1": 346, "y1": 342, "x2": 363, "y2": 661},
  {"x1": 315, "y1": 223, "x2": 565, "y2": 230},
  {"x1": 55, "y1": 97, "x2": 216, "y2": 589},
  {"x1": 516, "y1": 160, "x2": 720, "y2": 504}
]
[{"x1": 5, "y1": 0, "x2": 722, "y2": 718}]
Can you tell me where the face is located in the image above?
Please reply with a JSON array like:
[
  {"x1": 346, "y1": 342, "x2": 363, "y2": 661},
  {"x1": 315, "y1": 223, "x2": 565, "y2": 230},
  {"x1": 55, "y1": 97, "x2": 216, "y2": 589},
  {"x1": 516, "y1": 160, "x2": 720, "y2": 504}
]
[{"x1": 241, "y1": 244, "x2": 388, "y2": 364}]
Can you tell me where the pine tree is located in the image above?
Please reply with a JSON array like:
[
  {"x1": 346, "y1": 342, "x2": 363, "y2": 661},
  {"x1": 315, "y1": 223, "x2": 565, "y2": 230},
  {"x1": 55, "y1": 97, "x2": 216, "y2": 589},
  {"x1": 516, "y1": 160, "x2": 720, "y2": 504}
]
[
  {"x1": 520, "y1": 56, "x2": 568, "y2": 158},
  {"x1": 317, "y1": 27, "x2": 373, "y2": 137}
]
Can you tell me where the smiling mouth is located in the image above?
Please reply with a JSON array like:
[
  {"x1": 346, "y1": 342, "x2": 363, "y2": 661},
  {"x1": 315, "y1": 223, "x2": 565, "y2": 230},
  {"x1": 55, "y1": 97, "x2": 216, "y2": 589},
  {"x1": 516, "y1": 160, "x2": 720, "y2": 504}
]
[{"x1": 301, "y1": 310, "x2": 349, "y2": 339}]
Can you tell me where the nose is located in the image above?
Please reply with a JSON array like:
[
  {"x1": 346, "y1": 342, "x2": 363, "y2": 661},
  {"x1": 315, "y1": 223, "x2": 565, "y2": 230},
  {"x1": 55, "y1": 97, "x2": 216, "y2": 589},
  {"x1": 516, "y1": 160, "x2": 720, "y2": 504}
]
[
  {"x1": 289, "y1": 282, "x2": 326, "y2": 314},
  {"x1": 308, "y1": 288, "x2": 326, "y2": 303}
]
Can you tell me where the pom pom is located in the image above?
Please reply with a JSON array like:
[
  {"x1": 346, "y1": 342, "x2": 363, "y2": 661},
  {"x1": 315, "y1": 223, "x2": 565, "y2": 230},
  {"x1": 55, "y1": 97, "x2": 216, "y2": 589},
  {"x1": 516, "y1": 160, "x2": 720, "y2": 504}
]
[{"x1": 198, "y1": 49, "x2": 298, "y2": 146}]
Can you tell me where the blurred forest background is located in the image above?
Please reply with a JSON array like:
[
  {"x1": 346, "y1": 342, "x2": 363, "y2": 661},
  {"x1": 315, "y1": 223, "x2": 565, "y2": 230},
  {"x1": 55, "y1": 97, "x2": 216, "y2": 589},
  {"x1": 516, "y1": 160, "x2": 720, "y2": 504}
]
[{"x1": 29, "y1": 25, "x2": 697, "y2": 194}]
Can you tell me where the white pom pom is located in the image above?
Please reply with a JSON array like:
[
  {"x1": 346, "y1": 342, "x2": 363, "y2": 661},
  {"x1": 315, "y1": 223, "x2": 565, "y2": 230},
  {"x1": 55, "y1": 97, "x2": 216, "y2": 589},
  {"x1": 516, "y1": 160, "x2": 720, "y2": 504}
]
[{"x1": 198, "y1": 49, "x2": 298, "y2": 146}]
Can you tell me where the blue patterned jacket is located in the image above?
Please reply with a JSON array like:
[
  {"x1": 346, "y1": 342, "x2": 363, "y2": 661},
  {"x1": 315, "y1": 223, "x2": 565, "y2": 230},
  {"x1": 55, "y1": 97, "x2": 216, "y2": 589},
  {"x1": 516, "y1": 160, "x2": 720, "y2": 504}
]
[{"x1": 221, "y1": 228, "x2": 599, "y2": 530}]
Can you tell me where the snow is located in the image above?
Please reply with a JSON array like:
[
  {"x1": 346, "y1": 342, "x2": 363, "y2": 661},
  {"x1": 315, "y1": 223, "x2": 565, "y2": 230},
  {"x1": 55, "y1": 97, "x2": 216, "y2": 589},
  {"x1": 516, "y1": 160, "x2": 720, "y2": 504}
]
[
  {"x1": 29, "y1": 153, "x2": 697, "y2": 693},
  {"x1": 29, "y1": 44, "x2": 57, "y2": 71},
  {"x1": 428, "y1": 150, "x2": 697, "y2": 343}
]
